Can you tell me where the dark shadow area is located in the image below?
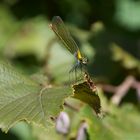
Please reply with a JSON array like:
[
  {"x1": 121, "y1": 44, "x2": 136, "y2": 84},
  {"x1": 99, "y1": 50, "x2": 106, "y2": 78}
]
[{"x1": 0, "y1": 130, "x2": 19, "y2": 140}]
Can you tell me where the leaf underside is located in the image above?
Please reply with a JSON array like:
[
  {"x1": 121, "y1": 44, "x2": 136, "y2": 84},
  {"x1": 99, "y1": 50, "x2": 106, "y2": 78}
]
[{"x1": 72, "y1": 81, "x2": 101, "y2": 115}]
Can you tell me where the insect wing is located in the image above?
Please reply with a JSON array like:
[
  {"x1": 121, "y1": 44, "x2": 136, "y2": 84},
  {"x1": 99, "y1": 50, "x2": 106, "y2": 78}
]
[{"x1": 50, "y1": 16, "x2": 79, "y2": 55}]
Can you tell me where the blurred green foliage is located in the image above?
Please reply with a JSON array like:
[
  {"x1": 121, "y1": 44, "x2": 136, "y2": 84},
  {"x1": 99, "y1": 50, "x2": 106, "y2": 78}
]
[{"x1": 0, "y1": 0, "x2": 140, "y2": 139}]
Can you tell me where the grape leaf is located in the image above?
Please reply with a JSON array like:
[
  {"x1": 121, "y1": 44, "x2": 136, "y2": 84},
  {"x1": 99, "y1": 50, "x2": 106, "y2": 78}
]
[{"x1": 0, "y1": 60, "x2": 71, "y2": 132}]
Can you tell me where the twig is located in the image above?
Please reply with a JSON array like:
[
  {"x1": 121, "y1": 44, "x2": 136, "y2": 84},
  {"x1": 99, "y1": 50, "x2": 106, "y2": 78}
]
[
  {"x1": 111, "y1": 76, "x2": 135, "y2": 105},
  {"x1": 99, "y1": 84, "x2": 117, "y2": 93},
  {"x1": 99, "y1": 75, "x2": 140, "y2": 105}
]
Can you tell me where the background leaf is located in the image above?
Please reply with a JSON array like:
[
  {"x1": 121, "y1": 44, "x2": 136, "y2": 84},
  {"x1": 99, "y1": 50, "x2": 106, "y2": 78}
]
[
  {"x1": 111, "y1": 43, "x2": 140, "y2": 70},
  {"x1": 70, "y1": 104, "x2": 140, "y2": 140}
]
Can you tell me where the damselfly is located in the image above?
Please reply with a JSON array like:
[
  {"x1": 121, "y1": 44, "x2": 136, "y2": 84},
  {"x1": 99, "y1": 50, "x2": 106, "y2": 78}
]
[{"x1": 49, "y1": 16, "x2": 88, "y2": 74}]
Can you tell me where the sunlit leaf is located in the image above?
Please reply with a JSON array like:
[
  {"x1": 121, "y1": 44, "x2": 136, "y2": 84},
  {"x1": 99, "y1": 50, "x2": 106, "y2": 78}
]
[
  {"x1": 4, "y1": 17, "x2": 52, "y2": 60},
  {"x1": 0, "y1": 60, "x2": 71, "y2": 132},
  {"x1": 115, "y1": 0, "x2": 140, "y2": 30},
  {"x1": 111, "y1": 43, "x2": 140, "y2": 70}
]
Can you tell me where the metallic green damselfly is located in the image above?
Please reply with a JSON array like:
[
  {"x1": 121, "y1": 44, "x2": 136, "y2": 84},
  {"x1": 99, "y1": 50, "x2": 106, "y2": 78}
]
[{"x1": 50, "y1": 16, "x2": 88, "y2": 75}]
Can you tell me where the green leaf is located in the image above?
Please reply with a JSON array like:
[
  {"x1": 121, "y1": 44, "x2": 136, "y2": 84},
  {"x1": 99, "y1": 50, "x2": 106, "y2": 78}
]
[
  {"x1": 48, "y1": 42, "x2": 74, "y2": 83},
  {"x1": 4, "y1": 16, "x2": 52, "y2": 60},
  {"x1": 32, "y1": 123, "x2": 62, "y2": 140},
  {"x1": 0, "y1": 60, "x2": 71, "y2": 132},
  {"x1": 0, "y1": 5, "x2": 21, "y2": 51},
  {"x1": 115, "y1": 0, "x2": 140, "y2": 30},
  {"x1": 72, "y1": 80, "x2": 101, "y2": 115},
  {"x1": 71, "y1": 104, "x2": 140, "y2": 140},
  {"x1": 11, "y1": 122, "x2": 35, "y2": 140},
  {"x1": 111, "y1": 43, "x2": 140, "y2": 70}
]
